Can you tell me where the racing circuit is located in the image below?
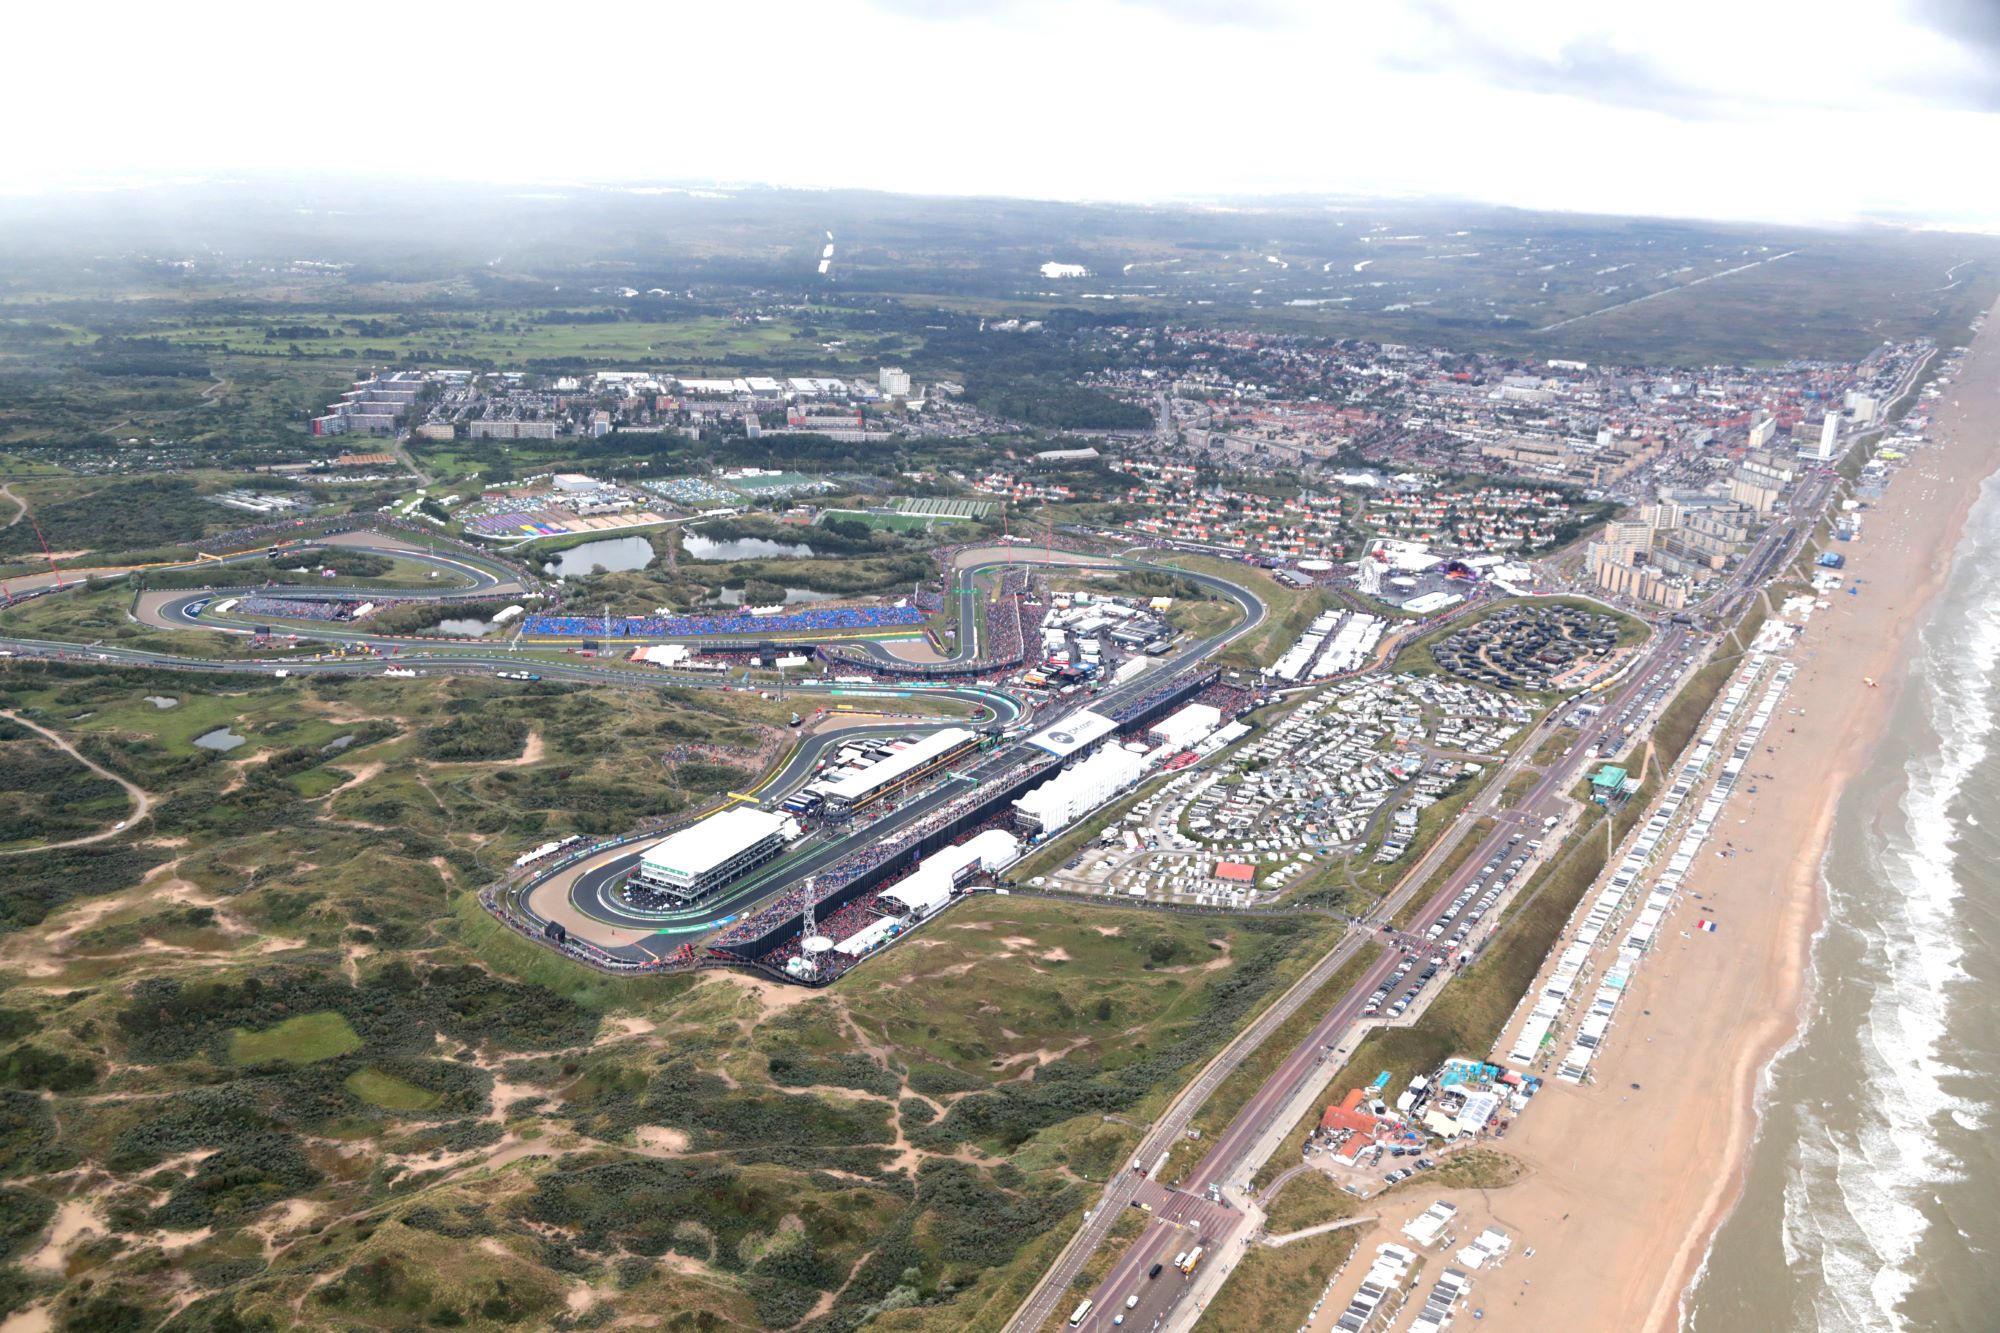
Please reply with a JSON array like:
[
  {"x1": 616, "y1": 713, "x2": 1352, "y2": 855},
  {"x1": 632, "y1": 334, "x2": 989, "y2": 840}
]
[{"x1": 0, "y1": 529, "x2": 1271, "y2": 976}]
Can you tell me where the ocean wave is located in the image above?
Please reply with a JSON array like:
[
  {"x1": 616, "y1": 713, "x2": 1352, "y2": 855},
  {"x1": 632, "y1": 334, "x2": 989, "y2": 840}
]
[{"x1": 1770, "y1": 480, "x2": 2000, "y2": 1331}]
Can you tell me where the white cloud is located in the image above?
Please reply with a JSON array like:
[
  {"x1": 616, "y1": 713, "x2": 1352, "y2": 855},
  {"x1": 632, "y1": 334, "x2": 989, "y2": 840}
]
[{"x1": 4, "y1": 0, "x2": 1998, "y2": 228}]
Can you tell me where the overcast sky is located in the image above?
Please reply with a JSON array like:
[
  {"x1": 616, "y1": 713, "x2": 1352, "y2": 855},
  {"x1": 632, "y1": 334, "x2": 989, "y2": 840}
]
[{"x1": 9, "y1": 0, "x2": 2000, "y2": 229}]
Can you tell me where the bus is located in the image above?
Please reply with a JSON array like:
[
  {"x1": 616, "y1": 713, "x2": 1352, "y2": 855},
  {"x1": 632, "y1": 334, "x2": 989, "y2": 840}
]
[
  {"x1": 1180, "y1": 1246, "x2": 1204, "y2": 1275},
  {"x1": 1067, "y1": 1298, "x2": 1094, "y2": 1327}
]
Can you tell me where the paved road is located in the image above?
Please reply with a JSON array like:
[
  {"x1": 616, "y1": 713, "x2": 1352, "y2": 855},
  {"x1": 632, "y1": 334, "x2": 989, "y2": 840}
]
[
  {"x1": 1034, "y1": 367, "x2": 1888, "y2": 1331},
  {"x1": 1033, "y1": 630, "x2": 1694, "y2": 1333}
]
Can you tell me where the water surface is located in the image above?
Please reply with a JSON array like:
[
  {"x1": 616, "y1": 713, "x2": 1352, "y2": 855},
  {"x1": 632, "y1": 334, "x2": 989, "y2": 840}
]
[
  {"x1": 683, "y1": 533, "x2": 815, "y2": 561},
  {"x1": 542, "y1": 535, "x2": 656, "y2": 576}
]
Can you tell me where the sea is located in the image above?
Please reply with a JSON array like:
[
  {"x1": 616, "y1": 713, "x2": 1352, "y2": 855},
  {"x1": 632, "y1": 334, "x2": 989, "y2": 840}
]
[{"x1": 1685, "y1": 466, "x2": 2000, "y2": 1331}]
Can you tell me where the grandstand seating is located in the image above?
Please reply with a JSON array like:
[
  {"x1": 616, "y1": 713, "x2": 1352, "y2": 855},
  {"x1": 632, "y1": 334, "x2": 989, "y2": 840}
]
[
  {"x1": 522, "y1": 605, "x2": 925, "y2": 638},
  {"x1": 236, "y1": 595, "x2": 380, "y2": 623}
]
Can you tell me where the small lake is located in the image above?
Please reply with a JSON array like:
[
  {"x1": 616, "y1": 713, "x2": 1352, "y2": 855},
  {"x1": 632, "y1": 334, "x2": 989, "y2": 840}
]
[
  {"x1": 193, "y1": 727, "x2": 246, "y2": 752},
  {"x1": 323, "y1": 734, "x2": 354, "y2": 753},
  {"x1": 432, "y1": 618, "x2": 495, "y2": 638},
  {"x1": 543, "y1": 536, "x2": 656, "y2": 577},
  {"x1": 682, "y1": 533, "x2": 816, "y2": 561},
  {"x1": 144, "y1": 696, "x2": 178, "y2": 710},
  {"x1": 716, "y1": 586, "x2": 837, "y2": 607}
]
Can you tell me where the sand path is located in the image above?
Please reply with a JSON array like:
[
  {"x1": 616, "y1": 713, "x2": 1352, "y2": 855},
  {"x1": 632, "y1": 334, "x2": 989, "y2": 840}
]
[{"x1": 0, "y1": 709, "x2": 152, "y2": 855}]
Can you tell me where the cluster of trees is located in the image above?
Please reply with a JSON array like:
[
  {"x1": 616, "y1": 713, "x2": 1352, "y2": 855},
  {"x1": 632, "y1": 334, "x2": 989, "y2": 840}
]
[
  {"x1": 0, "y1": 844, "x2": 172, "y2": 933},
  {"x1": 0, "y1": 476, "x2": 213, "y2": 559},
  {"x1": 0, "y1": 727, "x2": 127, "y2": 846},
  {"x1": 913, "y1": 922, "x2": 1311, "y2": 1151},
  {"x1": 564, "y1": 1057, "x2": 895, "y2": 1154},
  {"x1": 116, "y1": 963, "x2": 597, "y2": 1069},
  {"x1": 420, "y1": 714, "x2": 528, "y2": 762}
]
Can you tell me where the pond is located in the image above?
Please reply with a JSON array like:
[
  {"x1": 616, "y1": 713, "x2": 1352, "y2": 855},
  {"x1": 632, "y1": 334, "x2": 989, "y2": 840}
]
[
  {"x1": 682, "y1": 533, "x2": 816, "y2": 561},
  {"x1": 432, "y1": 618, "x2": 495, "y2": 638},
  {"x1": 716, "y1": 586, "x2": 837, "y2": 607},
  {"x1": 193, "y1": 726, "x2": 247, "y2": 752},
  {"x1": 144, "y1": 696, "x2": 179, "y2": 710},
  {"x1": 543, "y1": 535, "x2": 656, "y2": 577}
]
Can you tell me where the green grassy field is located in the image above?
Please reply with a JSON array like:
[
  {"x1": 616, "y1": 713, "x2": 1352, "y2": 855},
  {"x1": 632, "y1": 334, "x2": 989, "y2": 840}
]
[
  {"x1": 1202, "y1": 1226, "x2": 1362, "y2": 1332},
  {"x1": 229, "y1": 1011, "x2": 363, "y2": 1066},
  {"x1": 345, "y1": 1066, "x2": 443, "y2": 1111}
]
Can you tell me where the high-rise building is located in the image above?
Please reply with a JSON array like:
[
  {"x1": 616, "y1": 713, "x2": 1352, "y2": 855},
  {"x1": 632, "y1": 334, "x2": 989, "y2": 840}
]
[
  {"x1": 1814, "y1": 414, "x2": 1839, "y2": 462},
  {"x1": 878, "y1": 366, "x2": 912, "y2": 398},
  {"x1": 1747, "y1": 416, "x2": 1776, "y2": 450},
  {"x1": 1601, "y1": 518, "x2": 1654, "y2": 565}
]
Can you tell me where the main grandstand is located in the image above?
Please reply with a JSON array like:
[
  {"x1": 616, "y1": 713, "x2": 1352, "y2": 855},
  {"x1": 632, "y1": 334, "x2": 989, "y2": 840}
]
[
  {"x1": 522, "y1": 605, "x2": 926, "y2": 639},
  {"x1": 770, "y1": 828, "x2": 1024, "y2": 981},
  {"x1": 624, "y1": 807, "x2": 799, "y2": 905},
  {"x1": 806, "y1": 727, "x2": 981, "y2": 813}
]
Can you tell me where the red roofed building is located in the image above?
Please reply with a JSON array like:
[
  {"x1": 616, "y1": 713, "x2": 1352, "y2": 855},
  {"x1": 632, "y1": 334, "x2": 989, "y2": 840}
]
[
  {"x1": 1215, "y1": 861, "x2": 1256, "y2": 884},
  {"x1": 1319, "y1": 1088, "x2": 1380, "y2": 1137}
]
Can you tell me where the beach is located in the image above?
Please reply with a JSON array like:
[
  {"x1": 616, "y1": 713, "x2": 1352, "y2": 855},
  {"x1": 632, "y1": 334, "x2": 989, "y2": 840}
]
[{"x1": 1399, "y1": 303, "x2": 2000, "y2": 1333}]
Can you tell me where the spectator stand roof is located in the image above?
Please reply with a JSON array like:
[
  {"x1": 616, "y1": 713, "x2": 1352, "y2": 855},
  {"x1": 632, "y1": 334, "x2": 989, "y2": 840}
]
[
  {"x1": 639, "y1": 807, "x2": 789, "y2": 881},
  {"x1": 1026, "y1": 709, "x2": 1118, "y2": 758}
]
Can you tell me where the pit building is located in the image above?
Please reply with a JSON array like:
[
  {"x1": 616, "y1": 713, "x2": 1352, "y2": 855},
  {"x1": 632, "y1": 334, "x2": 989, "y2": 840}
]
[{"x1": 628, "y1": 807, "x2": 797, "y2": 901}]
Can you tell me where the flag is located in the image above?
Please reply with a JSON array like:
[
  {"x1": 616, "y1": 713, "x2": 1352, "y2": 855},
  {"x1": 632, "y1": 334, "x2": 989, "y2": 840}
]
[{"x1": 1697, "y1": 920, "x2": 1718, "y2": 933}]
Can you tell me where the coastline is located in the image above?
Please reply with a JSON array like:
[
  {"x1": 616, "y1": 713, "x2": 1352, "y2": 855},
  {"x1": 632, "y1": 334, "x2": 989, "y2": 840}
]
[
  {"x1": 1656, "y1": 312, "x2": 2000, "y2": 1331},
  {"x1": 1437, "y1": 301, "x2": 2000, "y2": 1333}
]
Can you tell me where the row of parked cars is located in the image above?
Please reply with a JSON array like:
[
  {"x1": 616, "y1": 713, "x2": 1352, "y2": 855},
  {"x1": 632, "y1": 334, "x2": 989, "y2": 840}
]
[
  {"x1": 1424, "y1": 833, "x2": 1540, "y2": 952},
  {"x1": 1364, "y1": 949, "x2": 1443, "y2": 1019},
  {"x1": 1382, "y1": 1154, "x2": 1435, "y2": 1186}
]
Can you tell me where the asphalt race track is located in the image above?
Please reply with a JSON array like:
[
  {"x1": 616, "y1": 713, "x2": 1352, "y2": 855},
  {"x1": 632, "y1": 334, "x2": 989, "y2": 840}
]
[{"x1": 0, "y1": 527, "x2": 1271, "y2": 965}]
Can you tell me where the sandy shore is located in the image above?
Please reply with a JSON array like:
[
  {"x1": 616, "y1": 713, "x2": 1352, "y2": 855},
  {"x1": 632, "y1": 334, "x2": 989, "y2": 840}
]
[{"x1": 1434, "y1": 308, "x2": 2000, "y2": 1333}]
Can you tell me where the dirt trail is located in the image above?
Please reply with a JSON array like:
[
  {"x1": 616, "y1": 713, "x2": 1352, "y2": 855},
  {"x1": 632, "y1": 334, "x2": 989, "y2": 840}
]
[{"x1": 0, "y1": 710, "x2": 152, "y2": 855}]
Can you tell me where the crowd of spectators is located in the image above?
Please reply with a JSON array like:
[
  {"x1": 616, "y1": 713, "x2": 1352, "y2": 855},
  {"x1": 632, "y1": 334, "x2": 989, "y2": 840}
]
[
  {"x1": 751, "y1": 890, "x2": 901, "y2": 981},
  {"x1": 747, "y1": 807, "x2": 1025, "y2": 978},
  {"x1": 236, "y1": 594, "x2": 379, "y2": 622},
  {"x1": 1106, "y1": 666, "x2": 1220, "y2": 725},
  {"x1": 522, "y1": 605, "x2": 926, "y2": 639},
  {"x1": 185, "y1": 515, "x2": 340, "y2": 555},
  {"x1": 714, "y1": 754, "x2": 1056, "y2": 954},
  {"x1": 1194, "y1": 680, "x2": 1261, "y2": 719},
  {"x1": 816, "y1": 581, "x2": 1041, "y2": 682}
]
